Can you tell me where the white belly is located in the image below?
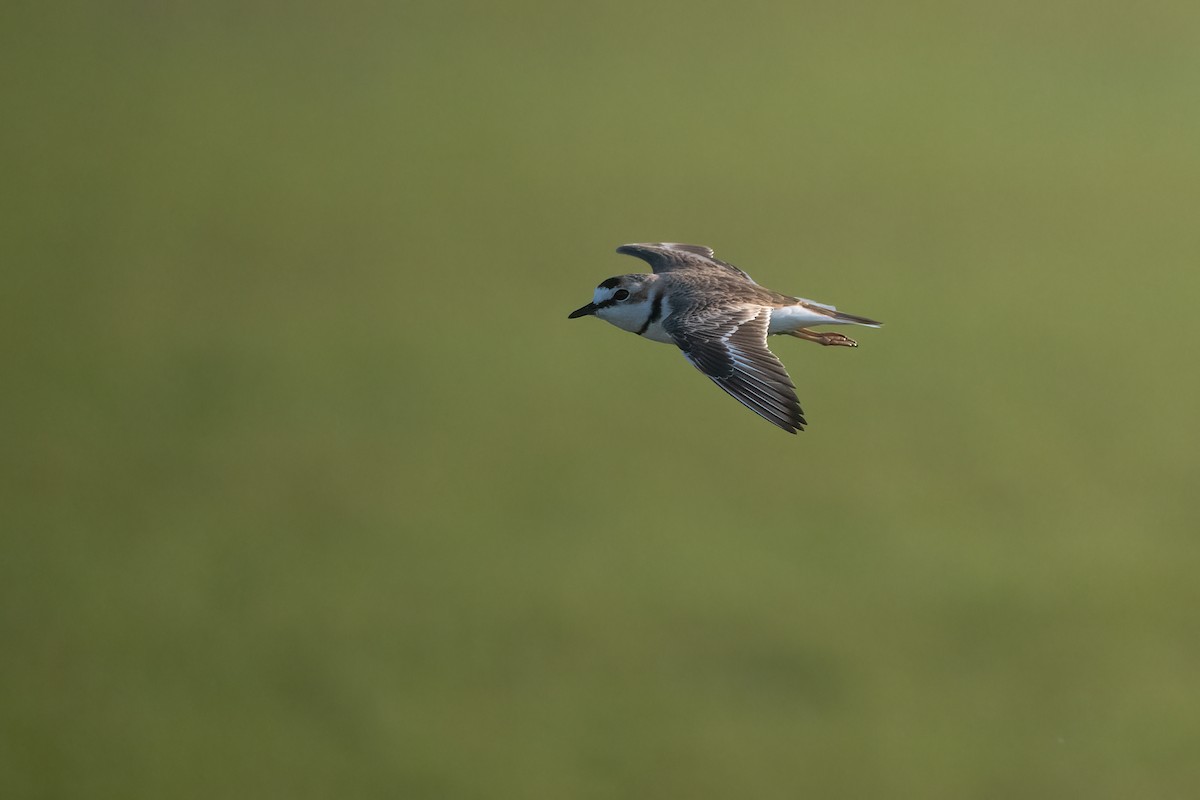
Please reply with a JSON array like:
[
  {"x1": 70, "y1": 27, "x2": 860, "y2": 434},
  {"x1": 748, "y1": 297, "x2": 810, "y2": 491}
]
[{"x1": 768, "y1": 302, "x2": 845, "y2": 333}]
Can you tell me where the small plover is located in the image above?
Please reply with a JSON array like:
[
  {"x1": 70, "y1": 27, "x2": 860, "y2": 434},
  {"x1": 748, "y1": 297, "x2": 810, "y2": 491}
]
[{"x1": 569, "y1": 242, "x2": 882, "y2": 433}]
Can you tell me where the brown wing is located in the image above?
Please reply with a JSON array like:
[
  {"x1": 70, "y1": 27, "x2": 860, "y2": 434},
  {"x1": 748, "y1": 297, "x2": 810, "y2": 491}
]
[
  {"x1": 665, "y1": 304, "x2": 805, "y2": 433},
  {"x1": 616, "y1": 242, "x2": 757, "y2": 283}
]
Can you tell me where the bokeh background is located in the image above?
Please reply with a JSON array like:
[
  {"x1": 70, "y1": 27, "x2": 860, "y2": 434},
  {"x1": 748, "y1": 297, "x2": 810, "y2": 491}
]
[{"x1": 4, "y1": 2, "x2": 1199, "y2": 797}]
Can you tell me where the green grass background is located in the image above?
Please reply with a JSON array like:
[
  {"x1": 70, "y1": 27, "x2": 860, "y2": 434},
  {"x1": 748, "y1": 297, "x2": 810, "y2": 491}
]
[{"x1": 3, "y1": 2, "x2": 1199, "y2": 797}]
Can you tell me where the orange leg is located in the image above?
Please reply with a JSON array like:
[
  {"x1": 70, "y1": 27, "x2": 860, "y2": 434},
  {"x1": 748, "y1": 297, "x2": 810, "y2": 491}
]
[{"x1": 787, "y1": 328, "x2": 858, "y2": 347}]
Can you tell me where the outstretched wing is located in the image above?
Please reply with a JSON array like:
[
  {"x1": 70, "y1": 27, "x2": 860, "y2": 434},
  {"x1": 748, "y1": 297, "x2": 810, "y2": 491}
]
[
  {"x1": 665, "y1": 304, "x2": 805, "y2": 433},
  {"x1": 616, "y1": 242, "x2": 757, "y2": 282}
]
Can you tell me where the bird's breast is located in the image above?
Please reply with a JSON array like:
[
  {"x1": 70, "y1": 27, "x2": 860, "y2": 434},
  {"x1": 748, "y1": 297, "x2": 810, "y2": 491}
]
[
  {"x1": 639, "y1": 293, "x2": 675, "y2": 343},
  {"x1": 638, "y1": 318, "x2": 675, "y2": 344}
]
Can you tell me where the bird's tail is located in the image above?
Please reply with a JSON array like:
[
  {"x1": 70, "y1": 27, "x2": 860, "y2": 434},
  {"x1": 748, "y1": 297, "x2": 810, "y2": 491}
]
[
  {"x1": 796, "y1": 298, "x2": 882, "y2": 327},
  {"x1": 826, "y1": 309, "x2": 882, "y2": 327}
]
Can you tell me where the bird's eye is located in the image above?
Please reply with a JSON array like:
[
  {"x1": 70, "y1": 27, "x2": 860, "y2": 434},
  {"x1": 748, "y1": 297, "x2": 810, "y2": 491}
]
[{"x1": 613, "y1": 289, "x2": 630, "y2": 301}]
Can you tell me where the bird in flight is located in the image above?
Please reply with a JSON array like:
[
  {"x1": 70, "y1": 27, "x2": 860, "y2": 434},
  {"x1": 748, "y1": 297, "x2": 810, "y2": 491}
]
[{"x1": 569, "y1": 242, "x2": 882, "y2": 433}]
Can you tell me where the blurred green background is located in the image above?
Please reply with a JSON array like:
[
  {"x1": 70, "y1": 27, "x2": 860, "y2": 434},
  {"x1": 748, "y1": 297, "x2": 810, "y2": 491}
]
[{"x1": 4, "y1": 1, "x2": 1199, "y2": 797}]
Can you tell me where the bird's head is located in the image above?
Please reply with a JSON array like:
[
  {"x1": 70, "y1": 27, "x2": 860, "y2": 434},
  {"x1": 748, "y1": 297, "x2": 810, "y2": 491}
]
[{"x1": 568, "y1": 274, "x2": 658, "y2": 332}]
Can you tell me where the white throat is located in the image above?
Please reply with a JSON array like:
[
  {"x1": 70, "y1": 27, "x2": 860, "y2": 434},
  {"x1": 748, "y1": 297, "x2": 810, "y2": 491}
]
[
  {"x1": 597, "y1": 297, "x2": 651, "y2": 332},
  {"x1": 596, "y1": 294, "x2": 673, "y2": 343}
]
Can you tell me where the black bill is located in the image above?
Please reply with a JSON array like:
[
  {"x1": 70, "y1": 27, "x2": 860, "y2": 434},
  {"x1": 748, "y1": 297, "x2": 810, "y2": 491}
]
[{"x1": 568, "y1": 302, "x2": 598, "y2": 319}]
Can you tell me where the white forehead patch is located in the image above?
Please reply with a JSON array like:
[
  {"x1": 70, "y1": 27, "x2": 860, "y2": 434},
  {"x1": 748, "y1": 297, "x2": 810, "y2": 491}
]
[{"x1": 592, "y1": 280, "x2": 628, "y2": 303}]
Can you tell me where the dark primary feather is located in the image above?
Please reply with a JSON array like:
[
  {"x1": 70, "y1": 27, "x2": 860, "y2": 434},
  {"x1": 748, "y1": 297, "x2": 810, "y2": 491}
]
[
  {"x1": 665, "y1": 305, "x2": 806, "y2": 433},
  {"x1": 616, "y1": 242, "x2": 757, "y2": 283}
]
